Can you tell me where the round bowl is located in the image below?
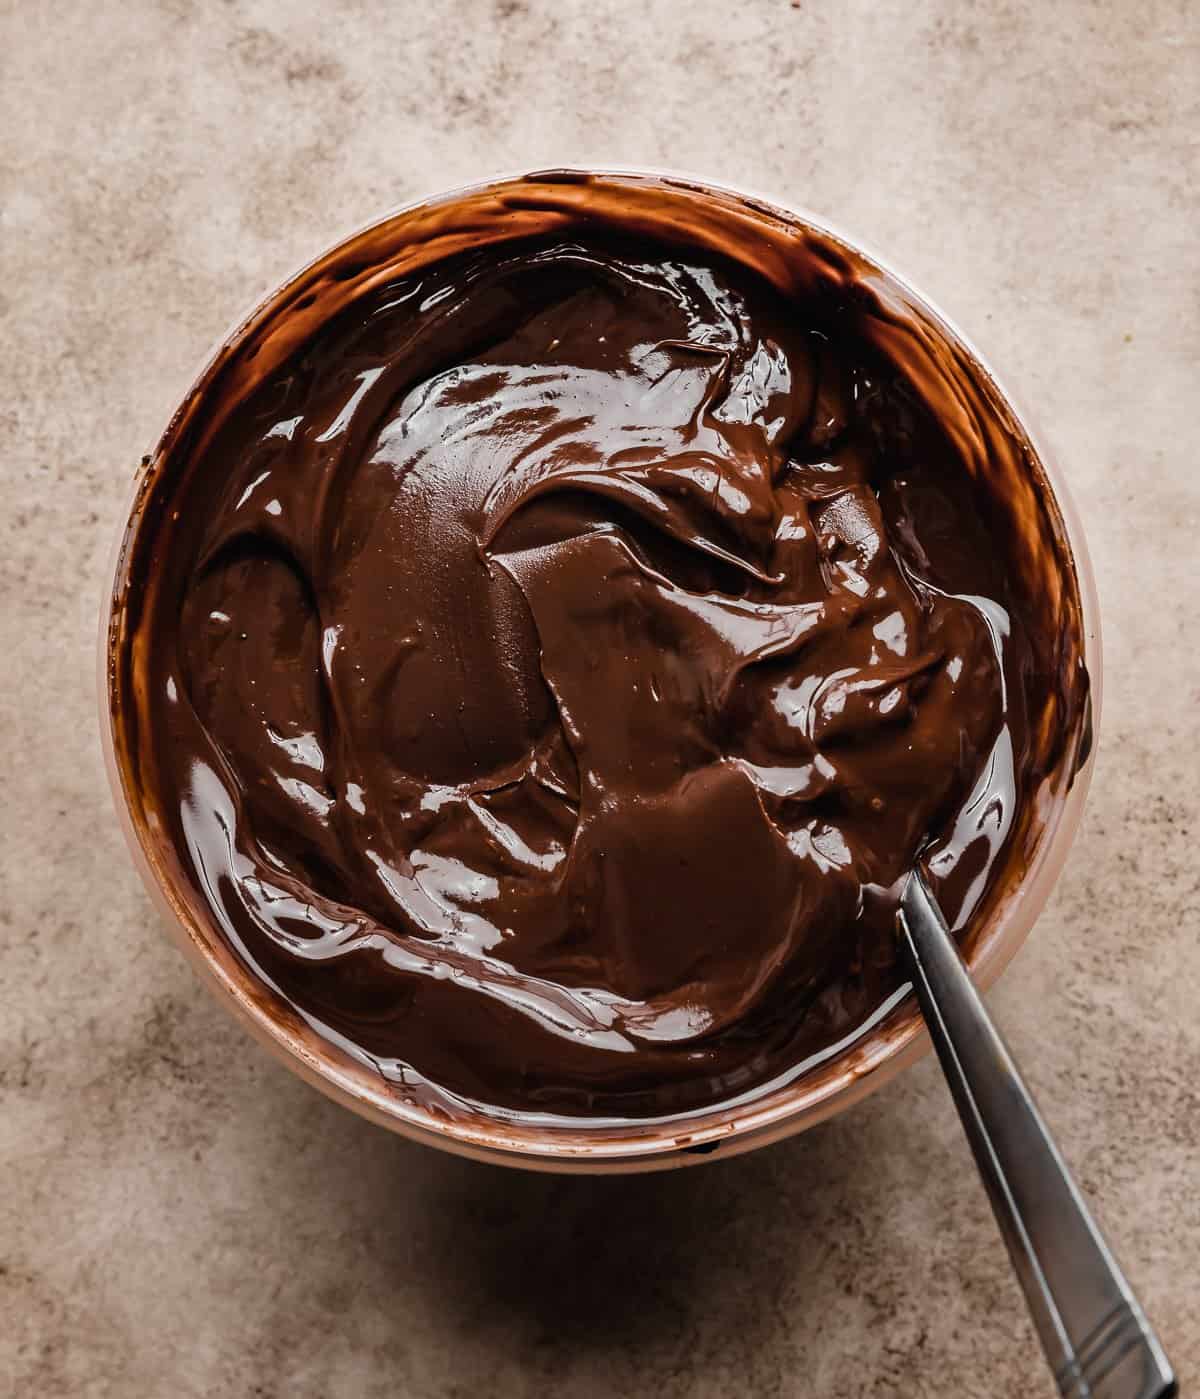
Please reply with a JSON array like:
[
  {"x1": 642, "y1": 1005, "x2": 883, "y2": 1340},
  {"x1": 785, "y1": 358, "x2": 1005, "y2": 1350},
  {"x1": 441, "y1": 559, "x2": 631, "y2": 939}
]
[{"x1": 101, "y1": 168, "x2": 1100, "y2": 1172}]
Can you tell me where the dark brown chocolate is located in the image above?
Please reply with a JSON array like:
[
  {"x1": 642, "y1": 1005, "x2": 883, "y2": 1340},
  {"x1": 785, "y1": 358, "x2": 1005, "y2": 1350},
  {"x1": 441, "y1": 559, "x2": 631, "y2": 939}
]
[{"x1": 111, "y1": 174, "x2": 1088, "y2": 1128}]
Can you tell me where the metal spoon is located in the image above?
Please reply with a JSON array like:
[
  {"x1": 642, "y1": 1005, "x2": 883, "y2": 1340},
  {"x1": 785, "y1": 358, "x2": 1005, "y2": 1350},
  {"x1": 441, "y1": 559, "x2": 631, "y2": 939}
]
[{"x1": 898, "y1": 869, "x2": 1176, "y2": 1399}]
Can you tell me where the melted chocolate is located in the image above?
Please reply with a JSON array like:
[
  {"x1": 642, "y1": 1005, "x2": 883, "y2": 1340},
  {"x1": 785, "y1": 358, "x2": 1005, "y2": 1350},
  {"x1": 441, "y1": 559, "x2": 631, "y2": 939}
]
[{"x1": 110, "y1": 174, "x2": 1088, "y2": 1131}]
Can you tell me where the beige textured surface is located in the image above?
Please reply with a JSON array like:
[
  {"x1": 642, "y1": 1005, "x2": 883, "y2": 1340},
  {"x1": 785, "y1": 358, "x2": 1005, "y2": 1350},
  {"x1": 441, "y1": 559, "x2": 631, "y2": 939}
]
[{"x1": 2, "y1": 2, "x2": 1197, "y2": 1394}]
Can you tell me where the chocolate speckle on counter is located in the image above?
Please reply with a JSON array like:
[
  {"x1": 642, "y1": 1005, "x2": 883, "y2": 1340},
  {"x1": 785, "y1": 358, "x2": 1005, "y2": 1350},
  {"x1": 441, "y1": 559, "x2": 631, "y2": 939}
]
[{"x1": 1, "y1": 1, "x2": 1196, "y2": 1396}]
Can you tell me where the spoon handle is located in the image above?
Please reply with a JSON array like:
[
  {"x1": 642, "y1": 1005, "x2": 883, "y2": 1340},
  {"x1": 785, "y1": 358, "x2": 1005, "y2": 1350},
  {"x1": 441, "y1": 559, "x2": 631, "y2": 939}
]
[{"x1": 898, "y1": 871, "x2": 1175, "y2": 1399}]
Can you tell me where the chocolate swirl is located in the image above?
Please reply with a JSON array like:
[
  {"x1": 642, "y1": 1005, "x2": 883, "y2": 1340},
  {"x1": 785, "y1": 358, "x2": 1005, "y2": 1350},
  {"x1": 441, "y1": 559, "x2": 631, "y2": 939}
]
[{"x1": 110, "y1": 174, "x2": 1088, "y2": 1128}]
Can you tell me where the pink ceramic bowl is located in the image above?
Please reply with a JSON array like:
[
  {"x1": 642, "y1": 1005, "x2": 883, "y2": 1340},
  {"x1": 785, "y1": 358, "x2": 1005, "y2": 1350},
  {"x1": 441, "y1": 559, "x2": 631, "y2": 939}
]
[{"x1": 101, "y1": 169, "x2": 1100, "y2": 1172}]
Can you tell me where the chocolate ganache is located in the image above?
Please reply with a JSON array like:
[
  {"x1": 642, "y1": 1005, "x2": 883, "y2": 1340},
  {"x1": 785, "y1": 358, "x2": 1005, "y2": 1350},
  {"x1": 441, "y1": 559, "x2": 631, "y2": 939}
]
[{"x1": 110, "y1": 174, "x2": 1088, "y2": 1129}]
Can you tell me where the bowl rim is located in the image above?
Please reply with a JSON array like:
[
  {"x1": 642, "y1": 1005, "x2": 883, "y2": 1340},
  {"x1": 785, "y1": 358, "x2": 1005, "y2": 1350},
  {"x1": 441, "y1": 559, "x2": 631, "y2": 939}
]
[{"x1": 99, "y1": 164, "x2": 1102, "y2": 1172}]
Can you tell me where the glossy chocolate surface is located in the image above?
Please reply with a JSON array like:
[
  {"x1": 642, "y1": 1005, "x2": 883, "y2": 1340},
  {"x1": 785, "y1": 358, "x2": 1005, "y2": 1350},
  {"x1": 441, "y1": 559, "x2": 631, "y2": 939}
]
[{"x1": 111, "y1": 175, "x2": 1088, "y2": 1128}]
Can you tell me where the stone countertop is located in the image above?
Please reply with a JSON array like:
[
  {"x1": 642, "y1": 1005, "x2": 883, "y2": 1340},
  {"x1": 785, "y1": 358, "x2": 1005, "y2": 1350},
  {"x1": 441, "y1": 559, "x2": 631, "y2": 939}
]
[{"x1": 2, "y1": 2, "x2": 1196, "y2": 1394}]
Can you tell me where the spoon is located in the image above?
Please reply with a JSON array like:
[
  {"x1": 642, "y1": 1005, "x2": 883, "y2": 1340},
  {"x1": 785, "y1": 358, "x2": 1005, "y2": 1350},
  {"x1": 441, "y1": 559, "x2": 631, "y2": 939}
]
[{"x1": 898, "y1": 869, "x2": 1176, "y2": 1399}]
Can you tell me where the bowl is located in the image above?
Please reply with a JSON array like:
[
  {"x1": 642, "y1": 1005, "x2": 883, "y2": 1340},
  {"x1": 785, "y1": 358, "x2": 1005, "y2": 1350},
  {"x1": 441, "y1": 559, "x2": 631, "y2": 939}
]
[{"x1": 101, "y1": 168, "x2": 1099, "y2": 1172}]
